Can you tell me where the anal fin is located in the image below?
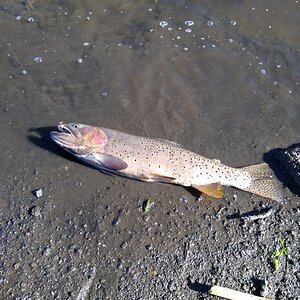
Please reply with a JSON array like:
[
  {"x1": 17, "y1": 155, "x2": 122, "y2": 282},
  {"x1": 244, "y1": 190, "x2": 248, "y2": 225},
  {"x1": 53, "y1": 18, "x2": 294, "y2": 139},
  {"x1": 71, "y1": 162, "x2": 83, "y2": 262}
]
[
  {"x1": 149, "y1": 173, "x2": 176, "y2": 183},
  {"x1": 192, "y1": 183, "x2": 224, "y2": 198}
]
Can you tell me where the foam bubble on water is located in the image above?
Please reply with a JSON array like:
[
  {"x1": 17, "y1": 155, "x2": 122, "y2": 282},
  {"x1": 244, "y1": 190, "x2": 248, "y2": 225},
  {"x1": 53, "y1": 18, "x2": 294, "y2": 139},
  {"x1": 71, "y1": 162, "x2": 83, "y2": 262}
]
[
  {"x1": 261, "y1": 69, "x2": 266, "y2": 74},
  {"x1": 16, "y1": 15, "x2": 22, "y2": 20},
  {"x1": 184, "y1": 20, "x2": 194, "y2": 26},
  {"x1": 183, "y1": 47, "x2": 189, "y2": 51},
  {"x1": 185, "y1": 28, "x2": 192, "y2": 33},
  {"x1": 83, "y1": 42, "x2": 89, "y2": 46},
  {"x1": 229, "y1": 38, "x2": 233, "y2": 43},
  {"x1": 77, "y1": 58, "x2": 83, "y2": 63},
  {"x1": 230, "y1": 20, "x2": 237, "y2": 26},
  {"x1": 206, "y1": 20, "x2": 213, "y2": 27},
  {"x1": 277, "y1": 64, "x2": 282, "y2": 68},
  {"x1": 21, "y1": 69, "x2": 28, "y2": 75},
  {"x1": 159, "y1": 21, "x2": 168, "y2": 28},
  {"x1": 27, "y1": 16, "x2": 34, "y2": 23},
  {"x1": 33, "y1": 57, "x2": 43, "y2": 63}
]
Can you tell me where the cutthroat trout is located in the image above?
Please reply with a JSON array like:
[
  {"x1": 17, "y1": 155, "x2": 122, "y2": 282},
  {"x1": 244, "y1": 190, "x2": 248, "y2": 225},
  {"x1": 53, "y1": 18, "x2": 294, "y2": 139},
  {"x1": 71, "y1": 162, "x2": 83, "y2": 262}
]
[{"x1": 50, "y1": 123, "x2": 283, "y2": 201}]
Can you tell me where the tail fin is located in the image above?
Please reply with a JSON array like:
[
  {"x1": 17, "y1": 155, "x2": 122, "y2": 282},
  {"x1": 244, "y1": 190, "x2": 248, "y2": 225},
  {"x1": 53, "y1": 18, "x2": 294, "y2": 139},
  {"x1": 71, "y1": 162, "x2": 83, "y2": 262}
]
[{"x1": 240, "y1": 163, "x2": 283, "y2": 201}]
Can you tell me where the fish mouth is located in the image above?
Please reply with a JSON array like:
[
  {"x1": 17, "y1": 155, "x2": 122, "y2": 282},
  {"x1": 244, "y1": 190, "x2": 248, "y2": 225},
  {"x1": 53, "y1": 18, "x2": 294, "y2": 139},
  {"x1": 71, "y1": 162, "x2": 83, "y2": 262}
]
[
  {"x1": 57, "y1": 123, "x2": 78, "y2": 138},
  {"x1": 50, "y1": 123, "x2": 80, "y2": 149}
]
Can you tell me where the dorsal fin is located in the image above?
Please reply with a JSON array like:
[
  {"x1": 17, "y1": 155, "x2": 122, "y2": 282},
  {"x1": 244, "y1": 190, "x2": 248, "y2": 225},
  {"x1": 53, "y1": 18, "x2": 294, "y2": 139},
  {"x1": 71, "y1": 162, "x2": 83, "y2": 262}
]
[{"x1": 156, "y1": 138, "x2": 182, "y2": 148}]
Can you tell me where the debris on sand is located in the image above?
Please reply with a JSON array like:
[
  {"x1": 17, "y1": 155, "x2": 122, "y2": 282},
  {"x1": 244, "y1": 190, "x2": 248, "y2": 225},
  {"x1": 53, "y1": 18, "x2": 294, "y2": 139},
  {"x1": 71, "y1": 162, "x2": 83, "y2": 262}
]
[
  {"x1": 142, "y1": 199, "x2": 152, "y2": 214},
  {"x1": 241, "y1": 208, "x2": 274, "y2": 222},
  {"x1": 76, "y1": 267, "x2": 97, "y2": 300},
  {"x1": 209, "y1": 285, "x2": 271, "y2": 300},
  {"x1": 271, "y1": 239, "x2": 288, "y2": 271},
  {"x1": 32, "y1": 188, "x2": 43, "y2": 198},
  {"x1": 227, "y1": 207, "x2": 274, "y2": 222}
]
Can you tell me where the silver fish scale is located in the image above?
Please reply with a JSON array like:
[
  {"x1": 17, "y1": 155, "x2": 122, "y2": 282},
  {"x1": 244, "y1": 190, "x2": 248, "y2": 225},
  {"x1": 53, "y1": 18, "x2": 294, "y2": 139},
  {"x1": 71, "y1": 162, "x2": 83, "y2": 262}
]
[{"x1": 102, "y1": 128, "x2": 250, "y2": 187}]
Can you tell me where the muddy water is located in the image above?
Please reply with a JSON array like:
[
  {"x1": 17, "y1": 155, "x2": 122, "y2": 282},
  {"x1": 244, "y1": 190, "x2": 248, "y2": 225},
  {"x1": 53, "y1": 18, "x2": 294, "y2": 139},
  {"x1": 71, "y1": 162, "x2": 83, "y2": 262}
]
[{"x1": 0, "y1": 0, "x2": 300, "y2": 295}]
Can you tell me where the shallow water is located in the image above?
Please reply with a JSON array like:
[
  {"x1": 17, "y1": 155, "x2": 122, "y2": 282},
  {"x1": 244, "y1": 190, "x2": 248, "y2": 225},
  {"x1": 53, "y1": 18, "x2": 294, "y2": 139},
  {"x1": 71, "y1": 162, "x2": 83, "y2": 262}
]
[{"x1": 0, "y1": 0, "x2": 300, "y2": 297}]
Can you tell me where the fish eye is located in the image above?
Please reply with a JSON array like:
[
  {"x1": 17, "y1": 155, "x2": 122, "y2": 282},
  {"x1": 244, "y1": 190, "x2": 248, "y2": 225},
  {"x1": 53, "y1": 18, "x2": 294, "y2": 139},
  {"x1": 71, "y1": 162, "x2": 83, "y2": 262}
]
[{"x1": 73, "y1": 123, "x2": 79, "y2": 128}]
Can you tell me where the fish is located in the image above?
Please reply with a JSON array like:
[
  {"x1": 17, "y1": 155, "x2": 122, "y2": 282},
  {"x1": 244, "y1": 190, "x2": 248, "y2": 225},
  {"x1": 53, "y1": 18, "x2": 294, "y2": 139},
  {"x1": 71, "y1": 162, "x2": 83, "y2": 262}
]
[{"x1": 50, "y1": 123, "x2": 283, "y2": 201}]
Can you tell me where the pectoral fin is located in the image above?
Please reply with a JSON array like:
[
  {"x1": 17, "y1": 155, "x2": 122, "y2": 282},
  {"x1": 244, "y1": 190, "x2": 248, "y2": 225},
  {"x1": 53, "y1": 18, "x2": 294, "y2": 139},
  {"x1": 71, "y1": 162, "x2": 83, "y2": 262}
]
[
  {"x1": 94, "y1": 153, "x2": 128, "y2": 170},
  {"x1": 192, "y1": 183, "x2": 224, "y2": 198}
]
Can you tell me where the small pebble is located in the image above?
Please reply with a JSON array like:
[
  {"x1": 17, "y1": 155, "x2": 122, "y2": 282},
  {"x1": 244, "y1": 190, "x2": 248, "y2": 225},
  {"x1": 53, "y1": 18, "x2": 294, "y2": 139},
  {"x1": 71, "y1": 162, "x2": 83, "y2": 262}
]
[
  {"x1": 33, "y1": 57, "x2": 43, "y2": 63},
  {"x1": 179, "y1": 196, "x2": 188, "y2": 204},
  {"x1": 28, "y1": 206, "x2": 42, "y2": 218},
  {"x1": 27, "y1": 17, "x2": 35, "y2": 23},
  {"x1": 120, "y1": 241, "x2": 128, "y2": 249},
  {"x1": 32, "y1": 188, "x2": 43, "y2": 198}
]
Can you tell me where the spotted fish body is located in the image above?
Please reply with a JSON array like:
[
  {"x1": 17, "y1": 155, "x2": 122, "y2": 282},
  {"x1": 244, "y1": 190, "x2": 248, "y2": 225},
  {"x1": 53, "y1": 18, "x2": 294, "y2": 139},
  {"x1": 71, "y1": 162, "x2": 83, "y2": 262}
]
[
  {"x1": 100, "y1": 129, "x2": 249, "y2": 188},
  {"x1": 50, "y1": 123, "x2": 283, "y2": 201}
]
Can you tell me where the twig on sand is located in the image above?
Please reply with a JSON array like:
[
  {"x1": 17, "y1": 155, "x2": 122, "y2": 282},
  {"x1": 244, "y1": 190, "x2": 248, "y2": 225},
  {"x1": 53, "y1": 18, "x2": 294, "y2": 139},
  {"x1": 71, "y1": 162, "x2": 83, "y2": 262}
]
[
  {"x1": 210, "y1": 285, "x2": 271, "y2": 300},
  {"x1": 183, "y1": 239, "x2": 190, "y2": 261},
  {"x1": 77, "y1": 267, "x2": 97, "y2": 300},
  {"x1": 241, "y1": 208, "x2": 274, "y2": 221}
]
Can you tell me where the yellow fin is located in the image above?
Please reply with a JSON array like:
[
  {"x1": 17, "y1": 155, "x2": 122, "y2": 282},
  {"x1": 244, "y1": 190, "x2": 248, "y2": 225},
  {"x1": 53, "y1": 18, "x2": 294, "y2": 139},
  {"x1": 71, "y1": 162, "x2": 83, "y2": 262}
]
[{"x1": 192, "y1": 183, "x2": 224, "y2": 198}]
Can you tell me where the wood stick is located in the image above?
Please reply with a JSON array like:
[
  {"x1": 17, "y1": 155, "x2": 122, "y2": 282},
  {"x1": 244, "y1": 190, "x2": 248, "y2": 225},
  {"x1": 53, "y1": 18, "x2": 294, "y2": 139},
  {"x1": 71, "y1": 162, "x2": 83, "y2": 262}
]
[{"x1": 210, "y1": 285, "x2": 271, "y2": 300}]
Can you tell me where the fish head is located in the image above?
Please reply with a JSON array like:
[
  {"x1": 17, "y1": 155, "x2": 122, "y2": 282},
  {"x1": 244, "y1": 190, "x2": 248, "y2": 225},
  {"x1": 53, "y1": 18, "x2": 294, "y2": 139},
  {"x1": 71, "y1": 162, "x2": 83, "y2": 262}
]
[{"x1": 50, "y1": 122, "x2": 108, "y2": 155}]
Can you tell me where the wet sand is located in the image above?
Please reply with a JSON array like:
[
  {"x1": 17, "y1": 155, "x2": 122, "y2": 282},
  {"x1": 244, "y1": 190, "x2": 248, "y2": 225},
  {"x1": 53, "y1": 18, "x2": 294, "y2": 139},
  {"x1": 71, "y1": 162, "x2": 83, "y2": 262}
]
[{"x1": 0, "y1": 1, "x2": 299, "y2": 299}]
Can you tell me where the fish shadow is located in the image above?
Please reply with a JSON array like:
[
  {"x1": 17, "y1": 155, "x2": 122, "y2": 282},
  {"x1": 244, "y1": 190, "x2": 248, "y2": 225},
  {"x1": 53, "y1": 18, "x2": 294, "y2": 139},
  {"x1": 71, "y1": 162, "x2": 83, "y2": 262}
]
[
  {"x1": 264, "y1": 144, "x2": 300, "y2": 196},
  {"x1": 27, "y1": 126, "x2": 79, "y2": 164},
  {"x1": 187, "y1": 277, "x2": 210, "y2": 299}
]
